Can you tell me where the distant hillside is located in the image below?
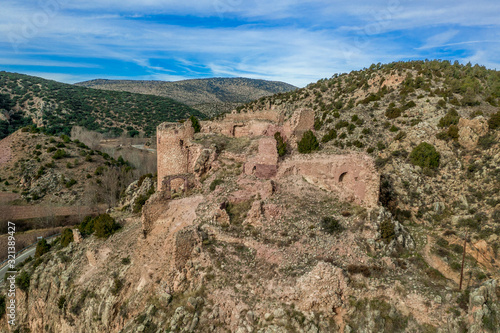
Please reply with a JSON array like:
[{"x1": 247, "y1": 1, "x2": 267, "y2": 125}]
[
  {"x1": 0, "y1": 71, "x2": 204, "y2": 138},
  {"x1": 75, "y1": 77, "x2": 297, "y2": 116}
]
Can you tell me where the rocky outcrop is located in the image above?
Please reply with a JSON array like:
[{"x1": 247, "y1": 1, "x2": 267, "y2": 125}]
[
  {"x1": 468, "y1": 279, "x2": 499, "y2": 333},
  {"x1": 457, "y1": 116, "x2": 489, "y2": 149},
  {"x1": 371, "y1": 206, "x2": 415, "y2": 252}
]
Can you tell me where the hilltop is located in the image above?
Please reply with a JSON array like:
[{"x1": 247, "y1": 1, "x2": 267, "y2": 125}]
[
  {"x1": 0, "y1": 71, "x2": 204, "y2": 139},
  {"x1": 75, "y1": 77, "x2": 297, "y2": 116},
  {"x1": 2, "y1": 60, "x2": 500, "y2": 332}
]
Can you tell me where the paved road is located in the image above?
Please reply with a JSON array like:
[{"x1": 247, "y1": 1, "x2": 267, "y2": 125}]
[{"x1": 0, "y1": 235, "x2": 59, "y2": 283}]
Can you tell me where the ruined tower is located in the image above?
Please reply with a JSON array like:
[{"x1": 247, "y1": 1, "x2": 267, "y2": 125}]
[{"x1": 156, "y1": 120, "x2": 195, "y2": 190}]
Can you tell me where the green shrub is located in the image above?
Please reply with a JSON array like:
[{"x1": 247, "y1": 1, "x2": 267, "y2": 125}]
[
  {"x1": 274, "y1": 132, "x2": 287, "y2": 156},
  {"x1": 225, "y1": 200, "x2": 253, "y2": 225},
  {"x1": 477, "y1": 134, "x2": 496, "y2": 149},
  {"x1": 58, "y1": 296, "x2": 66, "y2": 309},
  {"x1": 380, "y1": 219, "x2": 395, "y2": 243},
  {"x1": 16, "y1": 271, "x2": 31, "y2": 292},
  {"x1": 409, "y1": 142, "x2": 440, "y2": 169},
  {"x1": 52, "y1": 149, "x2": 68, "y2": 159},
  {"x1": 389, "y1": 125, "x2": 399, "y2": 132},
  {"x1": 189, "y1": 115, "x2": 201, "y2": 133},
  {"x1": 321, "y1": 129, "x2": 337, "y2": 143},
  {"x1": 133, "y1": 194, "x2": 148, "y2": 213},
  {"x1": 335, "y1": 120, "x2": 349, "y2": 129},
  {"x1": 385, "y1": 103, "x2": 401, "y2": 119},
  {"x1": 35, "y1": 239, "x2": 51, "y2": 258},
  {"x1": 320, "y1": 217, "x2": 343, "y2": 234},
  {"x1": 93, "y1": 214, "x2": 120, "y2": 238},
  {"x1": 60, "y1": 228, "x2": 74, "y2": 247},
  {"x1": 438, "y1": 109, "x2": 459, "y2": 128},
  {"x1": 79, "y1": 215, "x2": 95, "y2": 236},
  {"x1": 488, "y1": 111, "x2": 500, "y2": 130},
  {"x1": 297, "y1": 130, "x2": 319, "y2": 154},
  {"x1": 111, "y1": 277, "x2": 124, "y2": 296},
  {"x1": 121, "y1": 257, "x2": 131, "y2": 265},
  {"x1": 209, "y1": 179, "x2": 223, "y2": 191},
  {"x1": 65, "y1": 178, "x2": 77, "y2": 188}
]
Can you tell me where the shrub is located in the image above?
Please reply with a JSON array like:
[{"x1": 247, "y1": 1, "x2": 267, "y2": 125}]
[
  {"x1": 111, "y1": 277, "x2": 124, "y2": 296},
  {"x1": 274, "y1": 132, "x2": 287, "y2": 156},
  {"x1": 93, "y1": 214, "x2": 120, "y2": 239},
  {"x1": 477, "y1": 134, "x2": 496, "y2": 149},
  {"x1": 320, "y1": 217, "x2": 343, "y2": 234},
  {"x1": 52, "y1": 149, "x2": 68, "y2": 159},
  {"x1": 189, "y1": 115, "x2": 201, "y2": 133},
  {"x1": 58, "y1": 296, "x2": 66, "y2": 309},
  {"x1": 209, "y1": 179, "x2": 223, "y2": 191},
  {"x1": 60, "y1": 228, "x2": 74, "y2": 247},
  {"x1": 65, "y1": 178, "x2": 77, "y2": 188},
  {"x1": 16, "y1": 271, "x2": 31, "y2": 292},
  {"x1": 321, "y1": 129, "x2": 337, "y2": 143},
  {"x1": 380, "y1": 219, "x2": 395, "y2": 243},
  {"x1": 46, "y1": 146, "x2": 56, "y2": 153},
  {"x1": 335, "y1": 120, "x2": 349, "y2": 129},
  {"x1": 488, "y1": 111, "x2": 500, "y2": 130},
  {"x1": 389, "y1": 125, "x2": 399, "y2": 132},
  {"x1": 385, "y1": 103, "x2": 401, "y2": 119},
  {"x1": 438, "y1": 109, "x2": 459, "y2": 128},
  {"x1": 35, "y1": 239, "x2": 51, "y2": 258},
  {"x1": 133, "y1": 194, "x2": 148, "y2": 213},
  {"x1": 409, "y1": 142, "x2": 440, "y2": 169},
  {"x1": 121, "y1": 257, "x2": 131, "y2": 265},
  {"x1": 79, "y1": 215, "x2": 95, "y2": 236},
  {"x1": 297, "y1": 130, "x2": 319, "y2": 154}
]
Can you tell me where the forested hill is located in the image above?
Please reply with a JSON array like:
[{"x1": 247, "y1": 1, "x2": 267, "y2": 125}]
[
  {"x1": 0, "y1": 71, "x2": 205, "y2": 139},
  {"x1": 75, "y1": 77, "x2": 297, "y2": 116}
]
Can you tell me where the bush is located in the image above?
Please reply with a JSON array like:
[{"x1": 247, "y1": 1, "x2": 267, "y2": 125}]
[
  {"x1": 52, "y1": 149, "x2": 68, "y2": 159},
  {"x1": 321, "y1": 129, "x2": 337, "y2": 143},
  {"x1": 16, "y1": 271, "x2": 31, "y2": 292},
  {"x1": 409, "y1": 142, "x2": 440, "y2": 169},
  {"x1": 297, "y1": 130, "x2": 319, "y2": 154},
  {"x1": 385, "y1": 103, "x2": 401, "y2": 119},
  {"x1": 94, "y1": 214, "x2": 120, "y2": 238},
  {"x1": 79, "y1": 215, "x2": 95, "y2": 236},
  {"x1": 111, "y1": 277, "x2": 124, "y2": 296},
  {"x1": 209, "y1": 179, "x2": 223, "y2": 191},
  {"x1": 189, "y1": 115, "x2": 201, "y2": 133},
  {"x1": 320, "y1": 217, "x2": 343, "y2": 234},
  {"x1": 58, "y1": 296, "x2": 66, "y2": 309},
  {"x1": 488, "y1": 111, "x2": 500, "y2": 130},
  {"x1": 274, "y1": 132, "x2": 287, "y2": 157},
  {"x1": 35, "y1": 239, "x2": 51, "y2": 258},
  {"x1": 60, "y1": 228, "x2": 74, "y2": 247},
  {"x1": 438, "y1": 109, "x2": 459, "y2": 128},
  {"x1": 133, "y1": 194, "x2": 148, "y2": 213},
  {"x1": 380, "y1": 219, "x2": 395, "y2": 243},
  {"x1": 477, "y1": 134, "x2": 496, "y2": 149}
]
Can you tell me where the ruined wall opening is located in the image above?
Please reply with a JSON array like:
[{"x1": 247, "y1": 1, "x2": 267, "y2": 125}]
[
  {"x1": 161, "y1": 174, "x2": 192, "y2": 199},
  {"x1": 339, "y1": 172, "x2": 348, "y2": 182}
]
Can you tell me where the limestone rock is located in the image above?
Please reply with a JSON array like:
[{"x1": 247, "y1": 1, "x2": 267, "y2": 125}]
[{"x1": 457, "y1": 116, "x2": 488, "y2": 149}]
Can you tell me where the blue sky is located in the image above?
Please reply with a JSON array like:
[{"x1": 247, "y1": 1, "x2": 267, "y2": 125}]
[{"x1": 0, "y1": 0, "x2": 499, "y2": 87}]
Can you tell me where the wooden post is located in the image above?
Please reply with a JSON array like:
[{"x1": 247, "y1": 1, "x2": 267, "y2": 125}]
[{"x1": 459, "y1": 233, "x2": 467, "y2": 291}]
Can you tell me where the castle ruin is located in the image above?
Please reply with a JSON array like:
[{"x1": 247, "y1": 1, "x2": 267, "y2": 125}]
[{"x1": 154, "y1": 107, "x2": 380, "y2": 207}]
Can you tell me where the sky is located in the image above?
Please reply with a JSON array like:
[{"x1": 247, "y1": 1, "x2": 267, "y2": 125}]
[{"x1": 0, "y1": 0, "x2": 499, "y2": 87}]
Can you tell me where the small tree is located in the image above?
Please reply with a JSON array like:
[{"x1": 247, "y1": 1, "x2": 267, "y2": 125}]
[
  {"x1": 297, "y1": 130, "x2": 319, "y2": 154},
  {"x1": 409, "y1": 142, "x2": 440, "y2": 169},
  {"x1": 35, "y1": 239, "x2": 51, "y2": 258},
  {"x1": 189, "y1": 115, "x2": 201, "y2": 133},
  {"x1": 60, "y1": 228, "x2": 74, "y2": 247},
  {"x1": 16, "y1": 271, "x2": 31, "y2": 292},
  {"x1": 94, "y1": 214, "x2": 120, "y2": 239},
  {"x1": 274, "y1": 132, "x2": 287, "y2": 157}
]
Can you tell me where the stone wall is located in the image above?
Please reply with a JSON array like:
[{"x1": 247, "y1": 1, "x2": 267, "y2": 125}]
[
  {"x1": 244, "y1": 137, "x2": 279, "y2": 179},
  {"x1": 278, "y1": 153, "x2": 380, "y2": 208}
]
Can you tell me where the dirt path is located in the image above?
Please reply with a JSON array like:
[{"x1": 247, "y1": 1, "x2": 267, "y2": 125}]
[{"x1": 423, "y1": 235, "x2": 460, "y2": 286}]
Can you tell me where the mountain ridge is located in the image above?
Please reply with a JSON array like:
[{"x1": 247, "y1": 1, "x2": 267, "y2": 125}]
[{"x1": 75, "y1": 77, "x2": 297, "y2": 116}]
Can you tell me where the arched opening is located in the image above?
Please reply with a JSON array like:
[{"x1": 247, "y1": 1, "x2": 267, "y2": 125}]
[{"x1": 339, "y1": 172, "x2": 347, "y2": 183}]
